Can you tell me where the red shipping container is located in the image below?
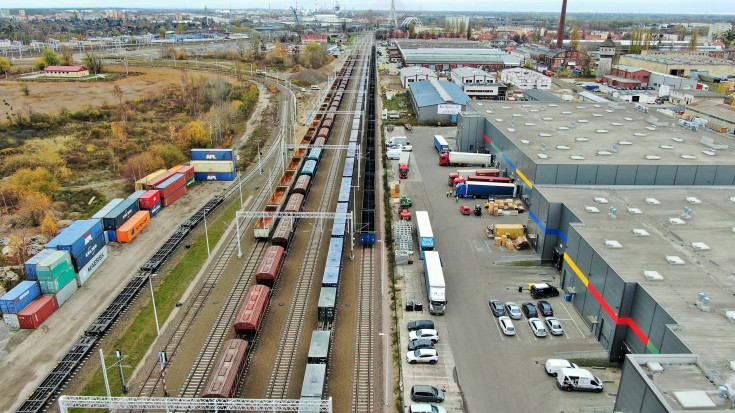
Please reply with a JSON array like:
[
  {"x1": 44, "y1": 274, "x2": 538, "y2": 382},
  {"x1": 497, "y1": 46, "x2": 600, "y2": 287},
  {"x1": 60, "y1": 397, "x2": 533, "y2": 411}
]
[
  {"x1": 18, "y1": 295, "x2": 58, "y2": 329},
  {"x1": 162, "y1": 184, "x2": 187, "y2": 207},
  {"x1": 168, "y1": 164, "x2": 185, "y2": 173},
  {"x1": 156, "y1": 175, "x2": 186, "y2": 198},
  {"x1": 146, "y1": 171, "x2": 176, "y2": 188},
  {"x1": 139, "y1": 190, "x2": 161, "y2": 209},
  {"x1": 177, "y1": 165, "x2": 195, "y2": 180}
]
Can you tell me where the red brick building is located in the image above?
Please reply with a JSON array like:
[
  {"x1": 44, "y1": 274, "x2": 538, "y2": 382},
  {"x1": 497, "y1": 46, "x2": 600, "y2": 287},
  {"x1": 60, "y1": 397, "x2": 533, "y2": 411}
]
[
  {"x1": 537, "y1": 47, "x2": 587, "y2": 70},
  {"x1": 611, "y1": 64, "x2": 651, "y2": 85}
]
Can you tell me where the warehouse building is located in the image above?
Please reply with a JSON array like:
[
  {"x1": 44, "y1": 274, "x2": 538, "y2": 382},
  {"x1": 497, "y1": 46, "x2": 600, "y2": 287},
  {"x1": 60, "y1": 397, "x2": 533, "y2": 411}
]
[
  {"x1": 399, "y1": 66, "x2": 437, "y2": 88},
  {"x1": 683, "y1": 99, "x2": 735, "y2": 134},
  {"x1": 618, "y1": 54, "x2": 735, "y2": 78},
  {"x1": 408, "y1": 79, "x2": 470, "y2": 124},
  {"x1": 668, "y1": 89, "x2": 728, "y2": 106},
  {"x1": 499, "y1": 68, "x2": 552, "y2": 90},
  {"x1": 522, "y1": 89, "x2": 564, "y2": 102},
  {"x1": 450, "y1": 67, "x2": 507, "y2": 100},
  {"x1": 392, "y1": 39, "x2": 520, "y2": 72},
  {"x1": 649, "y1": 71, "x2": 698, "y2": 90}
]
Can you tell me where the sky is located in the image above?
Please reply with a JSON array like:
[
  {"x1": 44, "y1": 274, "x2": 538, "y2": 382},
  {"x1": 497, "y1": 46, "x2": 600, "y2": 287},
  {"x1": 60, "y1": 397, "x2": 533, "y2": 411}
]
[{"x1": 9, "y1": 0, "x2": 735, "y2": 15}]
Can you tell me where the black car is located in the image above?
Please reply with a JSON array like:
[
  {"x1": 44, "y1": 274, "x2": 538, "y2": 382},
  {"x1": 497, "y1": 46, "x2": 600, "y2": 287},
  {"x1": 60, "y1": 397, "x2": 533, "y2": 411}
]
[
  {"x1": 407, "y1": 320, "x2": 435, "y2": 331},
  {"x1": 489, "y1": 299, "x2": 505, "y2": 317},
  {"x1": 537, "y1": 300, "x2": 554, "y2": 317},
  {"x1": 521, "y1": 302, "x2": 538, "y2": 318},
  {"x1": 410, "y1": 385, "x2": 445, "y2": 403},
  {"x1": 408, "y1": 338, "x2": 435, "y2": 351}
]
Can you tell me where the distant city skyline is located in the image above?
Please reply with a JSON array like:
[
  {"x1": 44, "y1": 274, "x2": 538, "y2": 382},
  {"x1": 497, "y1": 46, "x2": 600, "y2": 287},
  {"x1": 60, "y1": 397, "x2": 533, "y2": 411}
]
[{"x1": 8, "y1": 1, "x2": 735, "y2": 15}]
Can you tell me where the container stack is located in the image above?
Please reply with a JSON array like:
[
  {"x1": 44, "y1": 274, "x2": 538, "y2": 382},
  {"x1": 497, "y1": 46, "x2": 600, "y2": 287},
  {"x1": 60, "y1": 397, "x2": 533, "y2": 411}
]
[
  {"x1": 102, "y1": 198, "x2": 140, "y2": 242},
  {"x1": 46, "y1": 219, "x2": 107, "y2": 286},
  {"x1": 156, "y1": 173, "x2": 187, "y2": 207},
  {"x1": 24, "y1": 249, "x2": 54, "y2": 280},
  {"x1": 177, "y1": 165, "x2": 196, "y2": 188},
  {"x1": 138, "y1": 190, "x2": 162, "y2": 217},
  {"x1": 116, "y1": 210, "x2": 151, "y2": 243},
  {"x1": 92, "y1": 198, "x2": 123, "y2": 220},
  {"x1": 190, "y1": 148, "x2": 236, "y2": 181},
  {"x1": 0, "y1": 281, "x2": 41, "y2": 330},
  {"x1": 135, "y1": 169, "x2": 167, "y2": 190},
  {"x1": 36, "y1": 250, "x2": 75, "y2": 294}
]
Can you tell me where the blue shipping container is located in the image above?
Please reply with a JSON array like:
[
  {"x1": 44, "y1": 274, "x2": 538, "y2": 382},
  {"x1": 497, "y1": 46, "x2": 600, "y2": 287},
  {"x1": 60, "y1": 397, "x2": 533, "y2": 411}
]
[
  {"x1": 102, "y1": 198, "x2": 140, "y2": 230},
  {"x1": 24, "y1": 249, "x2": 54, "y2": 281},
  {"x1": 194, "y1": 172, "x2": 236, "y2": 181},
  {"x1": 46, "y1": 219, "x2": 105, "y2": 257},
  {"x1": 329, "y1": 238, "x2": 343, "y2": 253},
  {"x1": 322, "y1": 267, "x2": 340, "y2": 288},
  {"x1": 155, "y1": 173, "x2": 185, "y2": 189},
  {"x1": 191, "y1": 148, "x2": 234, "y2": 161},
  {"x1": 145, "y1": 201, "x2": 162, "y2": 218},
  {"x1": 71, "y1": 233, "x2": 106, "y2": 272},
  {"x1": 0, "y1": 281, "x2": 41, "y2": 314},
  {"x1": 127, "y1": 190, "x2": 148, "y2": 201},
  {"x1": 92, "y1": 199, "x2": 124, "y2": 219},
  {"x1": 106, "y1": 230, "x2": 117, "y2": 243}
]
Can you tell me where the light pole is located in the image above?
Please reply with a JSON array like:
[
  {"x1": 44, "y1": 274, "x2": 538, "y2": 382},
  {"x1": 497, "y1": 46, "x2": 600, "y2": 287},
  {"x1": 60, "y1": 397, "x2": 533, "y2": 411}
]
[
  {"x1": 377, "y1": 239, "x2": 385, "y2": 297},
  {"x1": 255, "y1": 140, "x2": 263, "y2": 175},
  {"x1": 203, "y1": 208, "x2": 211, "y2": 258},
  {"x1": 378, "y1": 333, "x2": 390, "y2": 406},
  {"x1": 149, "y1": 273, "x2": 160, "y2": 336}
]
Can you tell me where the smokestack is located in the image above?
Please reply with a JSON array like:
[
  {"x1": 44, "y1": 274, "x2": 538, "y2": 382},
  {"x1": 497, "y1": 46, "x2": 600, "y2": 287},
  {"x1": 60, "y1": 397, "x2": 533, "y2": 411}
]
[{"x1": 557, "y1": 0, "x2": 567, "y2": 48}]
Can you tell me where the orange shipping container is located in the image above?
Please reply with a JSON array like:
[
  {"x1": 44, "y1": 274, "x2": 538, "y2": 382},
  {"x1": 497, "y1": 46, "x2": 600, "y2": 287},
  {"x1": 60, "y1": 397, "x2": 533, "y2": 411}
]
[{"x1": 116, "y1": 210, "x2": 151, "y2": 243}]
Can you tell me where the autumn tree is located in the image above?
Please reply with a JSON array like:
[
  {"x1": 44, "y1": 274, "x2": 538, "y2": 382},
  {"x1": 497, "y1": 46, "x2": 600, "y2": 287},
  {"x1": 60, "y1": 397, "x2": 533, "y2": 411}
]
[
  {"x1": 159, "y1": 26, "x2": 166, "y2": 38},
  {"x1": 690, "y1": 29, "x2": 698, "y2": 50},
  {"x1": 303, "y1": 41, "x2": 327, "y2": 69},
  {"x1": 150, "y1": 143, "x2": 186, "y2": 168},
  {"x1": 177, "y1": 120, "x2": 210, "y2": 149},
  {"x1": 119, "y1": 151, "x2": 162, "y2": 184},
  {"x1": 176, "y1": 24, "x2": 185, "y2": 35},
  {"x1": 110, "y1": 121, "x2": 128, "y2": 140},
  {"x1": 82, "y1": 52, "x2": 103, "y2": 75},
  {"x1": 41, "y1": 49, "x2": 60, "y2": 66},
  {"x1": 40, "y1": 211, "x2": 59, "y2": 238},
  {"x1": 60, "y1": 47, "x2": 74, "y2": 65},
  {"x1": 19, "y1": 191, "x2": 52, "y2": 226},
  {"x1": 9, "y1": 167, "x2": 59, "y2": 197},
  {"x1": 0, "y1": 56, "x2": 10, "y2": 77}
]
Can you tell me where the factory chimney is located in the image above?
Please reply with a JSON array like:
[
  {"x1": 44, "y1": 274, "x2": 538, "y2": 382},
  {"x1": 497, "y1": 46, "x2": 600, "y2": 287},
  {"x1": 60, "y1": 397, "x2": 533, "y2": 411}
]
[{"x1": 557, "y1": 0, "x2": 567, "y2": 48}]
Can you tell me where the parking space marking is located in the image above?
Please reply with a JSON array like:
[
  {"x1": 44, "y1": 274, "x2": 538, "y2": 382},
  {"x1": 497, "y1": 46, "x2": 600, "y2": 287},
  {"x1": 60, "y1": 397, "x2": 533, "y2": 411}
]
[
  {"x1": 492, "y1": 318, "x2": 506, "y2": 341},
  {"x1": 559, "y1": 301, "x2": 587, "y2": 338},
  {"x1": 468, "y1": 239, "x2": 490, "y2": 252}
]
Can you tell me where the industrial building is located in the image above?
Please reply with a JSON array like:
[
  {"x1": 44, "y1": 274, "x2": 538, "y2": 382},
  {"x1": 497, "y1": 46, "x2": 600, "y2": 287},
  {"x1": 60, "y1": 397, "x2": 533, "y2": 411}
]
[
  {"x1": 399, "y1": 66, "x2": 437, "y2": 88},
  {"x1": 668, "y1": 89, "x2": 728, "y2": 106},
  {"x1": 649, "y1": 71, "x2": 698, "y2": 90},
  {"x1": 408, "y1": 79, "x2": 470, "y2": 124},
  {"x1": 43, "y1": 65, "x2": 89, "y2": 77},
  {"x1": 579, "y1": 91, "x2": 611, "y2": 103},
  {"x1": 499, "y1": 68, "x2": 552, "y2": 90},
  {"x1": 683, "y1": 100, "x2": 735, "y2": 134},
  {"x1": 618, "y1": 53, "x2": 735, "y2": 78},
  {"x1": 522, "y1": 89, "x2": 564, "y2": 102},
  {"x1": 450, "y1": 67, "x2": 507, "y2": 100},
  {"x1": 391, "y1": 39, "x2": 520, "y2": 72}
]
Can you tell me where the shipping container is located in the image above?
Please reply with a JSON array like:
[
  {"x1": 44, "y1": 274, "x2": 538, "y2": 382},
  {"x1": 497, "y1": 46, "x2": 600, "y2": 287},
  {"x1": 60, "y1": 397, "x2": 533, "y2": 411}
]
[
  {"x1": 155, "y1": 173, "x2": 186, "y2": 198},
  {"x1": 0, "y1": 281, "x2": 41, "y2": 314},
  {"x1": 39, "y1": 265, "x2": 76, "y2": 294},
  {"x1": 116, "y1": 210, "x2": 151, "y2": 243},
  {"x1": 127, "y1": 190, "x2": 148, "y2": 202},
  {"x1": 55, "y1": 275, "x2": 78, "y2": 307},
  {"x1": 191, "y1": 148, "x2": 234, "y2": 161},
  {"x1": 24, "y1": 249, "x2": 54, "y2": 280},
  {"x1": 46, "y1": 219, "x2": 105, "y2": 256},
  {"x1": 177, "y1": 165, "x2": 195, "y2": 179},
  {"x1": 106, "y1": 230, "x2": 117, "y2": 243},
  {"x1": 167, "y1": 164, "x2": 185, "y2": 173},
  {"x1": 145, "y1": 170, "x2": 177, "y2": 189},
  {"x1": 18, "y1": 295, "x2": 58, "y2": 329},
  {"x1": 102, "y1": 198, "x2": 140, "y2": 231},
  {"x1": 92, "y1": 198, "x2": 124, "y2": 219},
  {"x1": 318, "y1": 286, "x2": 337, "y2": 323},
  {"x1": 76, "y1": 246, "x2": 108, "y2": 287},
  {"x1": 186, "y1": 176, "x2": 196, "y2": 187},
  {"x1": 162, "y1": 184, "x2": 187, "y2": 207},
  {"x1": 3, "y1": 313, "x2": 19, "y2": 330},
  {"x1": 35, "y1": 250, "x2": 73, "y2": 281},
  {"x1": 145, "y1": 201, "x2": 162, "y2": 218},
  {"x1": 194, "y1": 171, "x2": 236, "y2": 181},
  {"x1": 190, "y1": 160, "x2": 236, "y2": 173},
  {"x1": 71, "y1": 234, "x2": 105, "y2": 271},
  {"x1": 135, "y1": 169, "x2": 166, "y2": 190},
  {"x1": 138, "y1": 190, "x2": 161, "y2": 209}
]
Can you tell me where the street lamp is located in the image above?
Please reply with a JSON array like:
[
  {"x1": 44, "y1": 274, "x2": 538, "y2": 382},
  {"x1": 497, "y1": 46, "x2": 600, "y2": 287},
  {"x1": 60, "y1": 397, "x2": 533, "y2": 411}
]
[
  {"x1": 255, "y1": 140, "x2": 264, "y2": 175},
  {"x1": 377, "y1": 239, "x2": 385, "y2": 297},
  {"x1": 149, "y1": 273, "x2": 160, "y2": 336},
  {"x1": 378, "y1": 333, "x2": 390, "y2": 406}
]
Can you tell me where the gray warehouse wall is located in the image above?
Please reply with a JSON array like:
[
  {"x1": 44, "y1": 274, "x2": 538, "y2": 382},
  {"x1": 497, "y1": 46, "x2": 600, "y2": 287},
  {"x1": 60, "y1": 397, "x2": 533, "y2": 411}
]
[{"x1": 614, "y1": 357, "x2": 670, "y2": 413}]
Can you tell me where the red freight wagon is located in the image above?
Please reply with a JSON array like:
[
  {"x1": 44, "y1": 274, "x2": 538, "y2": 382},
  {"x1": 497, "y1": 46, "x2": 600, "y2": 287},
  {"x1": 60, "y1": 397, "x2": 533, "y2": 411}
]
[
  {"x1": 284, "y1": 193, "x2": 304, "y2": 214},
  {"x1": 139, "y1": 190, "x2": 161, "y2": 209},
  {"x1": 233, "y1": 285, "x2": 271, "y2": 339},
  {"x1": 271, "y1": 217, "x2": 294, "y2": 248},
  {"x1": 18, "y1": 295, "x2": 58, "y2": 329},
  {"x1": 321, "y1": 119, "x2": 333, "y2": 129},
  {"x1": 292, "y1": 175, "x2": 311, "y2": 196},
  {"x1": 313, "y1": 137, "x2": 326, "y2": 147},
  {"x1": 468, "y1": 175, "x2": 513, "y2": 183},
  {"x1": 161, "y1": 184, "x2": 187, "y2": 207},
  {"x1": 256, "y1": 246, "x2": 285, "y2": 286},
  {"x1": 317, "y1": 127, "x2": 330, "y2": 139},
  {"x1": 201, "y1": 339, "x2": 249, "y2": 398}
]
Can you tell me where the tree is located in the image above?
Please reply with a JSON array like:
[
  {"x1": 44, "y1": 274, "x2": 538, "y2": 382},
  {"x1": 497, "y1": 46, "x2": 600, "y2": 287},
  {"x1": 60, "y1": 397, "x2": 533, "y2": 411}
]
[
  {"x1": 303, "y1": 41, "x2": 327, "y2": 69},
  {"x1": 458, "y1": 21, "x2": 466, "y2": 36},
  {"x1": 60, "y1": 47, "x2": 74, "y2": 65},
  {"x1": 571, "y1": 26, "x2": 580, "y2": 49},
  {"x1": 341, "y1": 19, "x2": 348, "y2": 34},
  {"x1": 34, "y1": 57, "x2": 47, "y2": 70},
  {"x1": 9, "y1": 167, "x2": 59, "y2": 197},
  {"x1": 176, "y1": 24, "x2": 185, "y2": 35},
  {"x1": 83, "y1": 52, "x2": 103, "y2": 75},
  {"x1": 119, "y1": 152, "x2": 162, "y2": 184},
  {"x1": 177, "y1": 120, "x2": 210, "y2": 149},
  {"x1": 18, "y1": 191, "x2": 52, "y2": 226},
  {"x1": 0, "y1": 56, "x2": 11, "y2": 77},
  {"x1": 41, "y1": 49, "x2": 60, "y2": 66},
  {"x1": 690, "y1": 29, "x2": 699, "y2": 50},
  {"x1": 466, "y1": 23, "x2": 473, "y2": 40},
  {"x1": 409, "y1": 22, "x2": 416, "y2": 39},
  {"x1": 720, "y1": 29, "x2": 735, "y2": 48},
  {"x1": 275, "y1": 40, "x2": 285, "y2": 59},
  {"x1": 150, "y1": 143, "x2": 186, "y2": 168},
  {"x1": 159, "y1": 26, "x2": 166, "y2": 39},
  {"x1": 40, "y1": 211, "x2": 59, "y2": 238}
]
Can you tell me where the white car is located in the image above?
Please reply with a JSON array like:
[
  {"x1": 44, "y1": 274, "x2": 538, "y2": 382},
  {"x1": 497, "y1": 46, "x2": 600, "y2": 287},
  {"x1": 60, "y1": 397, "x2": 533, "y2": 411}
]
[
  {"x1": 398, "y1": 144, "x2": 413, "y2": 151},
  {"x1": 406, "y1": 348, "x2": 439, "y2": 364},
  {"x1": 545, "y1": 317, "x2": 564, "y2": 336},
  {"x1": 504, "y1": 302, "x2": 522, "y2": 320},
  {"x1": 497, "y1": 316, "x2": 516, "y2": 336},
  {"x1": 528, "y1": 317, "x2": 547, "y2": 337},
  {"x1": 408, "y1": 329, "x2": 439, "y2": 343}
]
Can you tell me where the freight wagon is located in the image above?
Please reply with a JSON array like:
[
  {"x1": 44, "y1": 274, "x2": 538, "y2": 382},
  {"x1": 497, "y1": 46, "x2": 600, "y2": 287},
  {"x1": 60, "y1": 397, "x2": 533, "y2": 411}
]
[
  {"x1": 301, "y1": 364, "x2": 327, "y2": 398},
  {"x1": 234, "y1": 285, "x2": 271, "y2": 340},
  {"x1": 302, "y1": 160, "x2": 318, "y2": 176},
  {"x1": 201, "y1": 339, "x2": 249, "y2": 398},
  {"x1": 307, "y1": 330, "x2": 331, "y2": 364},
  {"x1": 318, "y1": 287, "x2": 337, "y2": 324},
  {"x1": 292, "y1": 175, "x2": 312, "y2": 196},
  {"x1": 284, "y1": 193, "x2": 305, "y2": 214},
  {"x1": 255, "y1": 246, "x2": 285, "y2": 286},
  {"x1": 272, "y1": 217, "x2": 295, "y2": 248}
]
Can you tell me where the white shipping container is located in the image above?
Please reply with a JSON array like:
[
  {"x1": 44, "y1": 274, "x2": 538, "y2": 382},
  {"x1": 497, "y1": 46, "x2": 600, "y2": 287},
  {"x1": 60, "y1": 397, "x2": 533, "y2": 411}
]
[
  {"x1": 55, "y1": 279, "x2": 78, "y2": 307},
  {"x1": 189, "y1": 160, "x2": 235, "y2": 173},
  {"x1": 76, "y1": 246, "x2": 108, "y2": 287},
  {"x1": 3, "y1": 313, "x2": 20, "y2": 330}
]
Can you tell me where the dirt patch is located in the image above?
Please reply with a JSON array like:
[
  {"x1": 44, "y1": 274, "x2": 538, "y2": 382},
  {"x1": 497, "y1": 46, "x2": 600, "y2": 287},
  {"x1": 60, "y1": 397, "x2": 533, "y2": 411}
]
[{"x1": 290, "y1": 69, "x2": 328, "y2": 85}]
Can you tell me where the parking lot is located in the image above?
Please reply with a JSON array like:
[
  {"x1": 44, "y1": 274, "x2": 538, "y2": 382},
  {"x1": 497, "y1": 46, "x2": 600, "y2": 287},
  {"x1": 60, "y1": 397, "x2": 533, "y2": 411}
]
[{"x1": 389, "y1": 126, "x2": 619, "y2": 412}]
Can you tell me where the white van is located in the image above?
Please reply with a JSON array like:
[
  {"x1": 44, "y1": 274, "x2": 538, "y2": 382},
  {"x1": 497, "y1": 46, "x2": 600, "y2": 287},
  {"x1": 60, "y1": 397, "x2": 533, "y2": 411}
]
[
  {"x1": 556, "y1": 368, "x2": 604, "y2": 392},
  {"x1": 545, "y1": 359, "x2": 578, "y2": 376},
  {"x1": 311, "y1": 85, "x2": 320, "y2": 90},
  {"x1": 386, "y1": 148, "x2": 402, "y2": 160}
]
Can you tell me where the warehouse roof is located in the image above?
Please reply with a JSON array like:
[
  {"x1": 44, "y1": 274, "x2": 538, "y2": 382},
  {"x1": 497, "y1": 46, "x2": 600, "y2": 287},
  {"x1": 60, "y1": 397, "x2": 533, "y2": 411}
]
[
  {"x1": 535, "y1": 185, "x2": 735, "y2": 364},
  {"x1": 523, "y1": 89, "x2": 564, "y2": 102},
  {"x1": 451, "y1": 66, "x2": 494, "y2": 78},
  {"x1": 622, "y1": 53, "x2": 735, "y2": 67},
  {"x1": 400, "y1": 48, "x2": 520, "y2": 66},
  {"x1": 671, "y1": 88, "x2": 727, "y2": 98},
  {"x1": 399, "y1": 66, "x2": 437, "y2": 78},
  {"x1": 613, "y1": 64, "x2": 649, "y2": 73},
  {"x1": 394, "y1": 39, "x2": 492, "y2": 49},
  {"x1": 604, "y1": 74, "x2": 642, "y2": 84},
  {"x1": 409, "y1": 79, "x2": 470, "y2": 107},
  {"x1": 467, "y1": 100, "x2": 735, "y2": 165}
]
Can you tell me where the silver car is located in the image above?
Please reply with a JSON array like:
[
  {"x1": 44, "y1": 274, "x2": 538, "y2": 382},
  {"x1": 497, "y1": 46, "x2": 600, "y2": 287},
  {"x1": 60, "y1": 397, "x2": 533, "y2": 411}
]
[
  {"x1": 504, "y1": 302, "x2": 522, "y2": 320},
  {"x1": 545, "y1": 317, "x2": 564, "y2": 335},
  {"x1": 529, "y1": 317, "x2": 547, "y2": 337}
]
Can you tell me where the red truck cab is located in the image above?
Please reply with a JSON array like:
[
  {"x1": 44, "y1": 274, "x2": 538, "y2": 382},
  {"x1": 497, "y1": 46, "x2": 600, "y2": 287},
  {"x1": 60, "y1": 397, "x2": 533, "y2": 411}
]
[
  {"x1": 448, "y1": 172, "x2": 459, "y2": 186},
  {"x1": 439, "y1": 152, "x2": 450, "y2": 166},
  {"x1": 399, "y1": 163, "x2": 409, "y2": 179}
]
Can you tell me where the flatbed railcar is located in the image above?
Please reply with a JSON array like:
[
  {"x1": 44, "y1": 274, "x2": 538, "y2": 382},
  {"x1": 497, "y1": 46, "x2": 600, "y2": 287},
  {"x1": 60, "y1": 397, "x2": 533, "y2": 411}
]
[
  {"x1": 234, "y1": 285, "x2": 271, "y2": 340},
  {"x1": 201, "y1": 339, "x2": 249, "y2": 398},
  {"x1": 255, "y1": 246, "x2": 285, "y2": 286}
]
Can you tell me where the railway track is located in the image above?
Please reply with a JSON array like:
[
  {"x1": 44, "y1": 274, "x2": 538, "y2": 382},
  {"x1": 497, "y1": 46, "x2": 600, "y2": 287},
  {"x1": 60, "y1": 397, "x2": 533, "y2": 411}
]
[
  {"x1": 263, "y1": 56, "x2": 362, "y2": 399},
  {"x1": 350, "y1": 244, "x2": 377, "y2": 412}
]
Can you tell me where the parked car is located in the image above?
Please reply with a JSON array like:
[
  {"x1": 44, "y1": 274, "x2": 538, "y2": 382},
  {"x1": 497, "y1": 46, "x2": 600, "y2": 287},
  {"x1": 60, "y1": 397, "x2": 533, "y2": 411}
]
[
  {"x1": 409, "y1": 404, "x2": 447, "y2": 413},
  {"x1": 521, "y1": 302, "x2": 538, "y2": 318},
  {"x1": 406, "y1": 348, "x2": 439, "y2": 364},
  {"x1": 505, "y1": 302, "x2": 522, "y2": 320},
  {"x1": 528, "y1": 317, "x2": 547, "y2": 337},
  {"x1": 408, "y1": 338, "x2": 435, "y2": 351},
  {"x1": 545, "y1": 317, "x2": 564, "y2": 335},
  {"x1": 530, "y1": 283, "x2": 560, "y2": 299},
  {"x1": 488, "y1": 299, "x2": 505, "y2": 317},
  {"x1": 408, "y1": 320, "x2": 435, "y2": 331},
  {"x1": 408, "y1": 329, "x2": 439, "y2": 343},
  {"x1": 410, "y1": 385, "x2": 445, "y2": 402},
  {"x1": 537, "y1": 301, "x2": 554, "y2": 317},
  {"x1": 498, "y1": 316, "x2": 516, "y2": 336},
  {"x1": 460, "y1": 205, "x2": 471, "y2": 215}
]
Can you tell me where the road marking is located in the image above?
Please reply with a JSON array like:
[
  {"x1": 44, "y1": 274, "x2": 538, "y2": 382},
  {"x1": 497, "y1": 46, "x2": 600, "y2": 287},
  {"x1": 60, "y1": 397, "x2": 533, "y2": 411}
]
[
  {"x1": 492, "y1": 318, "x2": 505, "y2": 341},
  {"x1": 560, "y1": 301, "x2": 586, "y2": 338}
]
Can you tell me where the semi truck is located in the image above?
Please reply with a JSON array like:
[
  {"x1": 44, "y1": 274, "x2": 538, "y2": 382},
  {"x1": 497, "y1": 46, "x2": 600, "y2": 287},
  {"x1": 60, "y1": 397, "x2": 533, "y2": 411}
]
[
  {"x1": 386, "y1": 136, "x2": 409, "y2": 148},
  {"x1": 399, "y1": 152, "x2": 410, "y2": 179},
  {"x1": 455, "y1": 181, "x2": 517, "y2": 198},
  {"x1": 415, "y1": 211, "x2": 434, "y2": 259},
  {"x1": 449, "y1": 169, "x2": 502, "y2": 186},
  {"x1": 423, "y1": 251, "x2": 446, "y2": 315},
  {"x1": 439, "y1": 152, "x2": 493, "y2": 167},
  {"x1": 433, "y1": 135, "x2": 450, "y2": 153}
]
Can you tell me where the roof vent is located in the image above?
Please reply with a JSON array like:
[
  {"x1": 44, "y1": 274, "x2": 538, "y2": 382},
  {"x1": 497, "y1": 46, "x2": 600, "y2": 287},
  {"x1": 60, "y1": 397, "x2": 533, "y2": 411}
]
[
  {"x1": 619, "y1": 141, "x2": 633, "y2": 145},
  {"x1": 539, "y1": 133, "x2": 552, "y2": 137},
  {"x1": 548, "y1": 104, "x2": 558, "y2": 107},
  {"x1": 520, "y1": 139, "x2": 531, "y2": 144},
  {"x1": 570, "y1": 155, "x2": 585, "y2": 160},
  {"x1": 596, "y1": 129, "x2": 609, "y2": 133},
  {"x1": 609, "y1": 206, "x2": 618, "y2": 219},
  {"x1": 702, "y1": 150, "x2": 717, "y2": 156},
  {"x1": 537, "y1": 153, "x2": 549, "y2": 159},
  {"x1": 477, "y1": 102, "x2": 484, "y2": 106},
  {"x1": 512, "y1": 113, "x2": 523, "y2": 117},
  {"x1": 594, "y1": 197, "x2": 608, "y2": 204},
  {"x1": 502, "y1": 106, "x2": 511, "y2": 109},
  {"x1": 576, "y1": 137, "x2": 589, "y2": 142},
  {"x1": 681, "y1": 154, "x2": 697, "y2": 159},
  {"x1": 593, "y1": 113, "x2": 603, "y2": 117},
  {"x1": 585, "y1": 206, "x2": 600, "y2": 213},
  {"x1": 696, "y1": 292, "x2": 711, "y2": 311},
  {"x1": 558, "y1": 126, "x2": 570, "y2": 130},
  {"x1": 691, "y1": 242, "x2": 710, "y2": 251},
  {"x1": 542, "y1": 117, "x2": 553, "y2": 121},
  {"x1": 686, "y1": 197, "x2": 701, "y2": 204},
  {"x1": 611, "y1": 122, "x2": 623, "y2": 126},
  {"x1": 604, "y1": 239, "x2": 622, "y2": 248},
  {"x1": 729, "y1": 196, "x2": 735, "y2": 204},
  {"x1": 485, "y1": 110, "x2": 493, "y2": 114},
  {"x1": 576, "y1": 106, "x2": 586, "y2": 109},
  {"x1": 624, "y1": 117, "x2": 634, "y2": 121},
  {"x1": 682, "y1": 206, "x2": 693, "y2": 219},
  {"x1": 524, "y1": 122, "x2": 536, "y2": 126},
  {"x1": 645, "y1": 155, "x2": 661, "y2": 160},
  {"x1": 597, "y1": 150, "x2": 612, "y2": 156},
  {"x1": 521, "y1": 104, "x2": 531, "y2": 108},
  {"x1": 556, "y1": 145, "x2": 570, "y2": 150},
  {"x1": 633, "y1": 228, "x2": 650, "y2": 236},
  {"x1": 645, "y1": 198, "x2": 660, "y2": 205},
  {"x1": 561, "y1": 111, "x2": 573, "y2": 115},
  {"x1": 633, "y1": 132, "x2": 647, "y2": 137},
  {"x1": 669, "y1": 217, "x2": 686, "y2": 225},
  {"x1": 665, "y1": 255, "x2": 685, "y2": 265},
  {"x1": 627, "y1": 207, "x2": 643, "y2": 215},
  {"x1": 495, "y1": 118, "x2": 504, "y2": 122},
  {"x1": 506, "y1": 128, "x2": 516, "y2": 132},
  {"x1": 643, "y1": 270, "x2": 663, "y2": 280},
  {"x1": 646, "y1": 126, "x2": 657, "y2": 131},
  {"x1": 578, "y1": 119, "x2": 589, "y2": 123},
  {"x1": 529, "y1": 109, "x2": 539, "y2": 112},
  {"x1": 672, "y1": 137, "x2": 685, "y2": 142},
  {"x1": 593, "y1": 104, "x2": 601, "y2": 108},
  {"x1": 659, "y1": 144, "x2": 674, "y2": 149},
  {"x1": 700, "y1": 136, "x2": 728, "y2": 150}
]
